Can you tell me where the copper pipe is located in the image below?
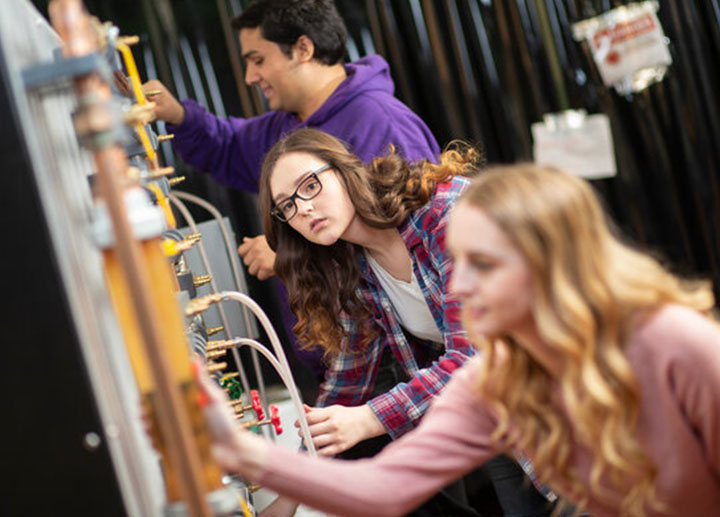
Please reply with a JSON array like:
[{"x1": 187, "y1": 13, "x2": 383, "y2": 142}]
[{"x1": 48, "y1": 2, "x2": 211, "y2": 515}]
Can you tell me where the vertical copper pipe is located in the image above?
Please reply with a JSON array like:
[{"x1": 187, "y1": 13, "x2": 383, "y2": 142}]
[{"x1": 48, "y1": 1, "x2": 211, "y2": 515}]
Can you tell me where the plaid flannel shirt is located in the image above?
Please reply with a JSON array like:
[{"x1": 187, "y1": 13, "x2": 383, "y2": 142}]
[{"x1": 316, "y1": 176, "x2": 476, "y2": 438}]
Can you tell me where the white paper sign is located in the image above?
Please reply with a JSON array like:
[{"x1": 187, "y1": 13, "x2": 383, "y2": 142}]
[
  {"x1": 532, "y1": 111, "x2": 617, "y2": 180},
  {"x1": 573, "y1": 1, "x2": 672, "y2": 94}
]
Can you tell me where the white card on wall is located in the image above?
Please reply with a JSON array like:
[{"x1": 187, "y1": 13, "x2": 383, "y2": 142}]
[{"x1": 531, "y1": 110, "x2": 617, "y2": 180}]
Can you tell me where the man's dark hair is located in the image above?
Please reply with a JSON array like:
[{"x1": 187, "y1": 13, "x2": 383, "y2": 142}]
[{"x1": 232, "y1": 0, "x2": 347, "y2": 65}]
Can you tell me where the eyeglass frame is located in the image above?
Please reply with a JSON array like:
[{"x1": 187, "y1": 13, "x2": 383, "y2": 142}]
[{"x1": 270, "y1": 164, "x2": 333, "y2": 222}]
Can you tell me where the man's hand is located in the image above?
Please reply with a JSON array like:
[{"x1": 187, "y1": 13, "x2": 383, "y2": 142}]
[
  {"x1": 298, "y1": 404, "x2": 385, "y2": 457},
  {"x1": 142, "y1": 79, "x2": 186, "y2": 125},
  {"x1": 238, "y1": 235, "x2": 276, "y2": 280}
]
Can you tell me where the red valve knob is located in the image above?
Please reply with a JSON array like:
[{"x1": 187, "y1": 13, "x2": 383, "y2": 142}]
[
  {"x1": 269, "y1": 404, "x2": 282, "y2": 435},
  {"x1": 250, "y1": 389, "x2": 264, "y2": 420}
]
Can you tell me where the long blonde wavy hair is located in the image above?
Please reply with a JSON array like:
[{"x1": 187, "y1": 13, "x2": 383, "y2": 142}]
[{"x1": 461, "y1": 164, "x2": 715, "y2": 515}]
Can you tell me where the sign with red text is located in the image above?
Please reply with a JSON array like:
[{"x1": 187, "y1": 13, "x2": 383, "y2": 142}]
[{"x1": 573, "y1": 1, "x2": 671, "y2": 94}]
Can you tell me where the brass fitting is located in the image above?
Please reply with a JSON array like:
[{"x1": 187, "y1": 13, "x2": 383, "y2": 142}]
[
  {"x1": 162, "y1": 236, "x2": 199, "y2": 255},
  {"x1": 168, "y1": 176, "x2": 186, "y2": 187},
  {"x1": 193, "y1": 275, "x2": 212, "y2": 288},
  {"x1": 206, "y1": 349, "x2": 227, "y2": 360},
  {"x1": 206, "y1": 326, "x2": 225, "y2": 337},
  {"x1": 147, "y1": 166, "x2": 175, "y2": 179},
  {"x1": 157, "y1": 134, "x2": 175, "y2": 142},
  {"x1": 117, "y1": 35, "x2": 140, "y2": 46},
  {"x1": 185, "y1": 293, "x2": 223, "y2": 317},
  {"x1": 206, "y1": 361, "x2": 227, "y2": 373},
  {"x1": 206, "y1": 339, "x2": 237, "y2": 352}
]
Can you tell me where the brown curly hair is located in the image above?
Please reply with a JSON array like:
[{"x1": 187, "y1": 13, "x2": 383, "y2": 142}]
[{"x1": 259, "y1": 128, "x2": 481, "y2": 359}]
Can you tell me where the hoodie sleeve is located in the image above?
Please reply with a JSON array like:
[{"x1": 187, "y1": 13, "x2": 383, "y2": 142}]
[{"x1": 167, "y1": 99, "x2": 289, "y2": 193}]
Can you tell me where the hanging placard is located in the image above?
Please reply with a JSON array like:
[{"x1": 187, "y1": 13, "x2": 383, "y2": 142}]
[
  {"x1": 573, "y1": 1, "x2": 672, "y2": 94},
  {"x1": 532, "y1": 110, "x2": 617, "y2": 180}
]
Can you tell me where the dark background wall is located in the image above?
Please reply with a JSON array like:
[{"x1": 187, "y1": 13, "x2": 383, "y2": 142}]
[{"x1": 30, "y1": 0, "x2": 720, "y2": 386}]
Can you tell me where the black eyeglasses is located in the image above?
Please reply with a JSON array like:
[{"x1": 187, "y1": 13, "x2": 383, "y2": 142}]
[{"x1": 270, "y1": 164, "x2": 333, "y2": 222}]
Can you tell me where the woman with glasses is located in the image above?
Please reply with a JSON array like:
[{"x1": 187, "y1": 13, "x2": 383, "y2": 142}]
[
  {"x1": 200, "y1": 163, "x2": 720, "y2": 517},
  {"x1": 259, "y1": 128, "x2": 479, "y2": 457},
  {"x1": 255, "y1": 128, "x2": 552, "y2": 516}
]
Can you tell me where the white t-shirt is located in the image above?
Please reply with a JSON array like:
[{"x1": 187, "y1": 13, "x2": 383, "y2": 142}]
[{"x1": 365, "y1": 251, "x2": 443, "y2": 344}]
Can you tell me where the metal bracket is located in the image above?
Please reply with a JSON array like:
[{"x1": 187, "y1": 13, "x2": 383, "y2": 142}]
[{"x1": 22, "y1": 52, "x2": 112, "y2": 89}]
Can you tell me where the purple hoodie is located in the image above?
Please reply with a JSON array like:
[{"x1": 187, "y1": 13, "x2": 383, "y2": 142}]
[
  {"x1": 168, "y1": 55, "x2": 440, "y2": 375},
  {"x1": 168, "y1": 54, "x2": 440, "y2": 192}
]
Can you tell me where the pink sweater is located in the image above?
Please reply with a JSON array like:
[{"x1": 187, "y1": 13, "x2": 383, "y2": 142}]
[{"x1": 259, "y1": 305, "x2": 720, "y2": 516}]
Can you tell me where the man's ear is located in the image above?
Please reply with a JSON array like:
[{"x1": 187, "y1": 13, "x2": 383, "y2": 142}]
[{"x1": 293, "y1": 34, "x2": 315, "y2": 63}]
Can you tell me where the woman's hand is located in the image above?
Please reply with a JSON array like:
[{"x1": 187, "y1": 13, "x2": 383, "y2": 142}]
[
  {"x1": 194, "y1": 362, "x2": 269, "y2": 478},
  {"x1": 298, "y1": 404, "x2": 385, "y2": 456}
]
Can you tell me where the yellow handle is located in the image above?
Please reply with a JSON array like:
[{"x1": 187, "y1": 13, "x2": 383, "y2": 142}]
[
  {"x1": 147, "y1": 182, "x2": 177, "y2": 229},
  {"x1": 117, "y1": 42, "x2": 157, "y2": 165}
]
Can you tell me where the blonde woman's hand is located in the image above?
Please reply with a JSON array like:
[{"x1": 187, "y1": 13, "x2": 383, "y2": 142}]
[
  {"x1": 194, "y1": 361, "x2": 269, "y2": 478},
  {"x1": 299, "y1": 404, "x2": 385, "y2": 456}
]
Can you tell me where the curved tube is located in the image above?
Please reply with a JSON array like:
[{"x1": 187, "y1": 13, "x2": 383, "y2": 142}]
[
  {"x1": 232, "y1": 338, "x2": 315, "y2": 453},
  {"x1": 169, "y1": 191, "x2": 266, "y2": 406},
  {"x1": 168, "y1": 194, "x2": 254, "y2": 402},
  {"x1": 220, "y1": 291, "x2": 316, "y2": 456}
]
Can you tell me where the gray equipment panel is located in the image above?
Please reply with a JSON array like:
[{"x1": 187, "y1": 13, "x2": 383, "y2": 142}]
[{"x1": 179, "y1": 217, "x2": 259, "y2": 340}]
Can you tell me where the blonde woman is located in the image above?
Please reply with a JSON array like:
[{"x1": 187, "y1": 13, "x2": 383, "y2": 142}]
[{"x1": 200, "y1": 164, "x2": 720, "y2": 516}]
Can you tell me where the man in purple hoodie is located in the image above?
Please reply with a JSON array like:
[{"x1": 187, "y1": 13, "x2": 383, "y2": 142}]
[{"x1": 144, "y1": 0, "x2": 440, "y2": 378}]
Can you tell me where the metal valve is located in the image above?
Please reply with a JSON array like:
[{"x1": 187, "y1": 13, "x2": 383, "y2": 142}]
[
  {"x1": 229, "y1": 389, "x2": 264, "y2": 420},
  {"x1": 239, "y1": 404, "x2": 282, "y2": 435}
]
